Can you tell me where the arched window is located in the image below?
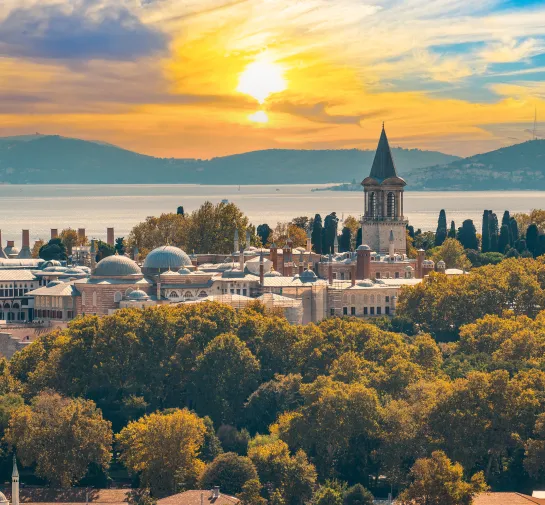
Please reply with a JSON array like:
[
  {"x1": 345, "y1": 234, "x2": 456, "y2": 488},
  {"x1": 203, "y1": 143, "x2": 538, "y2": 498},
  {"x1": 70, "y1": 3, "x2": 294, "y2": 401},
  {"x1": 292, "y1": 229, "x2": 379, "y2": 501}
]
[
  {"x1": 369, "y1": 192, "x2": 377, "y2": 218},
  {"x1": 184, "y1": 291, "x2": 193, "y2": 300},
  {"x1": 169, "y1": 291, "x2": 179, "y2": 299},
  {"x1": 370, "y1": 295, "x2": 375, "y2": 303},
  {"x1": 350, "y1": 294, "x2": 356, "y2": 304},
  {"x1": 387, "y1": 192, "x2": 396, "y2": 218},
  {"x1": 12, "y1": 303, "x2": 19, "y2": 309},
  {"x1": 198, "y1": 291, "x2": 208, "y2": 298},
  {"x1": 81, "y1": 292, "x2": 86, "y2": 306},
  {"x1": 114, "y1": 292, "x2": 122, "y2": 303},
  {"x1": 376, "y1": 295, "x2": 381, "y2": 303}
]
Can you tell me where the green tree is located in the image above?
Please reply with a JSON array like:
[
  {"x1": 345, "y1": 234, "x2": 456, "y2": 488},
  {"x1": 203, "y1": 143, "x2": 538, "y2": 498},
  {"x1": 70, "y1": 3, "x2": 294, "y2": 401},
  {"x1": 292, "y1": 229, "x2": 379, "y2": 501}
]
[
  {"x1": 525, "y1": 412, "x2": 545, "y2": 479},
  {"x1": 323, "y1": 213, "x2": 339, "y2": 255},
  {"x1": 312, "y1": 214, "x2": 323, "y2": 254},
  {"x1": 117, "y1": 409, "x2": 206, "y2": 496},
  {"x1": 217, "y1": 425, "x2": 250, "y2": 455},
  {"x1": 430, "y1": 238, "x2": 470, "y2": 269},
  {"x1": 39, "y1": 238, "x2": 67, "y2": 261},
  {"x1": 313, "y1": 487, "x2": 342, "y2": 505},
  {"x1": 398, "y1": 451, "x2": 487, "y2": 505},
  {"x1": 339, "y1": 227, "x2": 352, "y2": 252},
  {"x1": 60, "y1": 228, "x2": 79, "y2": 254},
  {"x1": 128, "y1": 213, "x2": 188, "y2": 258},
  {"x1": 457, "y1": 220, "x2": 478, "y2": 250},
  {"x1": 527, "y1": 223, "x2": 540, "y2": 257},
  {"x1": 95, "y1": 240, "x2": 116, "y2": 261},
  {"x1": 498, "y1": 225, "x2": 510, "y2": 254},
  {"x1": 448, "y1": 221, "x2": 456, "y2": 239},
  {"x1": 435, "y1": 210, "x2": 447, "y2": 247},
  {"x1": 237, "y1": 479, "x2": 267, "y2": 505},
  {"x1": 257, "y1": 224, "x2": 273, "y2": 247},
  {"x1": 510, "y1": 217, "x2": 519, "y2": 244},
  {"x1": 6, "y1": 391, "x2": 112, "y2": 488},
  {"x1": 343, "y1": 484, "x2": 373, "y2": 505},
  {"x1": 127, "y1": 489, "x2": 157, "y2": 505},
  {"x1": 199, "y1": 452, "x2": 258, "y2": 495},
  {"x1": 115, "y1": 237, "x2": 126, "y2": 255},
  {"x1": 482, "y1": 210, "x2": 490, "y2": 253},
  {"x1": 191, "y1": 334, "x2": 260, "y2": 425}
]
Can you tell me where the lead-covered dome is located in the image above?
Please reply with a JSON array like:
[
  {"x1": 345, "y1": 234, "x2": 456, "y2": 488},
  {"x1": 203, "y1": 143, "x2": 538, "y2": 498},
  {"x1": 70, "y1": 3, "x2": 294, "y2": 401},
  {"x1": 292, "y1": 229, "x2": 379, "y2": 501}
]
[
  {"x1": 128, "y1": 289, "x2": 150, "y2": 301},
  {"x1": 94, "y1": 255, "x2": 142, "y2": 277},
  {"x1": 143, "y1": 246, "x2": 192, "y2": 274}
]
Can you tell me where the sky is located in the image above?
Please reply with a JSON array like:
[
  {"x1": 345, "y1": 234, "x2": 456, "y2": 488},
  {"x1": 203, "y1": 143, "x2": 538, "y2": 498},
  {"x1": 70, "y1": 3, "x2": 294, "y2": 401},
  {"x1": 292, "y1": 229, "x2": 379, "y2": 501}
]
[{"x1": 0, "y1": 0, "x2": 545, "y2": 158}]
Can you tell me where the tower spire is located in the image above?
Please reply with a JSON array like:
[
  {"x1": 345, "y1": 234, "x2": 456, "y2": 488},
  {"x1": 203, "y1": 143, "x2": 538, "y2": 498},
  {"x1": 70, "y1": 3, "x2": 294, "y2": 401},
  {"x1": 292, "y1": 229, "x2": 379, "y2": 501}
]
[{"x1": 12, "y1": 454, "x2": 19, "y2": 505}]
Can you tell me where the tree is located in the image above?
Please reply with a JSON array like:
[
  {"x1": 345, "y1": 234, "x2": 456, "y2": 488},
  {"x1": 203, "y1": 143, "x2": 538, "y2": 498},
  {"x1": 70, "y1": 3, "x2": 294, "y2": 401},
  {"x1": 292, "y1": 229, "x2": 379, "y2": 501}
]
[
  {"x1": 6, "y1": 391, "x2": 112, "y2": 488},
  {"x1": 177, "y1": 206, "x2": 185, "y2": 216},
  {"x1": 311, "y1": 215, "x2": 323, "y2": 254},
  {"x1": 343, "y1": 484, "x2": 373, "y2": 505},
  {"x1": 343, "y1": 216, "x2": 360, "y2": 237},
  {"x1": 526, "y1": 224, "x2": 540, "y2": 257},
  {"x1": 31, "y1": 239, "x2": 45, "y2": 259},
  {"x1": 117, "y1": 409, "x2": 206, "y2": 496},
  {"x1": 457, "y1": 220, "x2": 478, "y2": 250},
  {"x1": 273, "y1": 223, "x2": 306, "y2": 248},
  {"x1": 291, "y1": 217, "x2": 311, "y2": 231},
  {"x1": 413, "y1": 231, "x2": 435, "y2": 251},
  {"x1": 60, "y1": 228, "x2": 79, "y2": 254},
  {"x1": 191, "y1": 334, "x2": 260, "y2": 425},
  {"x1": 339, "y1": 227, "x2": 352, "y2": 252},
  {"x1": 115, "y1": 237, "x2": 126, "y2": 256},
  {"x1": 199, "y1": 452, "x2": 258, "y2": 495},
  {"x1": 430, "y1": 238, "x2": 469, "y2": 269},
  {"x1": 257, "y1": 224, "x2": 273, "y2": 247},
  {"x1": 39, "y1": 238, "x2": 67, "y2": 261},
  {"x1": 510, "y1": 217, "x2": 519, "y2": 244},
  {"x1": 323, "y1": 213, "x2": 339, "y2": 255},
  {"x1": 435, "y1": 210, "x2": 447, "y2": 247},
  {"x1": 356, "y1": 228, "x2": 362, "y2": 248},
  {"x1": 489, "y1": 213, "x2": 499, "y2": 252},
  {"x1": 128, "y1": 213, "x2": 188, "y2": 258},
  {"x1": 201, "y1": 417, "x2": 223, "y2": 462},
  {"x1": 397, "y1": 451, "x2": 487, "y2": 505},
  {"x1": 448, "y1": 221, "x2": 456, "y2": 239},
  {"x1": 498, "y1": 225, "x2": 510, "y2": 254},
  {"x1": 127, "y1": 489, "x2": 157, "y2": 505},
  {"x1": 525, "y1": 412, "x2": 545, "y2": 479},
  {"x1": 481, "y1": 211, "x2": 490, "y2": 253},
  {"x1": 217, "y1": 425, "x2": 250, "y2": 455},
  {"x1": 237, "y1": 479, "x2": 267, "y2": 505},
  {"x1": 95, "y1": 240, "x2": 116, "y2": 261},
  {"x1": 313, "y1": 487, "x2": 342, "y2": 505}
]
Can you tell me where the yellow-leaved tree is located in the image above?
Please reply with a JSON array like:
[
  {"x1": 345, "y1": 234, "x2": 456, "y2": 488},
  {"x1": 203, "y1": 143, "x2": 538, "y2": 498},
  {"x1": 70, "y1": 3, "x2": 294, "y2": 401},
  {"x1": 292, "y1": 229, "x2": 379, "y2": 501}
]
[{"x1": 117, "y1": 409, "x2": 206, "y2": 497}]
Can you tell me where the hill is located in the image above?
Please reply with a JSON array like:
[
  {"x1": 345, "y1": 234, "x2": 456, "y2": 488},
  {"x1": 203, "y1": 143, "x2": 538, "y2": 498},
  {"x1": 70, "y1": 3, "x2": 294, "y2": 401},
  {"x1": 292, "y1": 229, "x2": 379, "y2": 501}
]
[
  {"x1": 405, "y1": 139, "x2": 545, "y2": 190},
  {"x1": 0, "y1": 134, "x2": 459, "y2": 185}
]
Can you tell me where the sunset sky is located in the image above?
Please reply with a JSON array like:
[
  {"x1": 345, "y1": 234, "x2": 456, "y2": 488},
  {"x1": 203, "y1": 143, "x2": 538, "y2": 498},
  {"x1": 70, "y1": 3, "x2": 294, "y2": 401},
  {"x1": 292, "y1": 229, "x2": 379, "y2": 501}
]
[{"x1": 1, "y1": 0, "x2": 545, "y2": 158}]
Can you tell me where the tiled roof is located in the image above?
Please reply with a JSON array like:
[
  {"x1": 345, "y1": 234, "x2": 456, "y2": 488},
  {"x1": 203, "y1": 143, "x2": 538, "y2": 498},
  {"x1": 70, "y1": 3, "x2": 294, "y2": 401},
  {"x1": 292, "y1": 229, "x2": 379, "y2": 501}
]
[
  {"x1": 474, "y1": 493, "x2": 545, "y2": 505},
  {"x1": 27, "y1": 282, "x2": 78, "y2": 297},
  {"x1": 262, "y1": 277, "x2": 328, "y2": 287},
  {"x1": 158, "y1": 490, "x2": 239, "y2": 505},
  {"x1": 0, "y1": 270, "x2": 37, "y2": 281},
  {"x1": 1, "y1": 488, "x2": 129, "y2": 505}
]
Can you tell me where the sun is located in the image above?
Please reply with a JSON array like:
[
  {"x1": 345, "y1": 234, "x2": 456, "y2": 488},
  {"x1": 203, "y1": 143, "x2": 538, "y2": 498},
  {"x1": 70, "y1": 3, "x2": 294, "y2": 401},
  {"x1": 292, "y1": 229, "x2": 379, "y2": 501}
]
[
  {"x1": 237, "y1": 56, "x2": 287, "y2": 104},
  {"x1": 248, "y1": 110, "x2": 269, "y2": 123}
]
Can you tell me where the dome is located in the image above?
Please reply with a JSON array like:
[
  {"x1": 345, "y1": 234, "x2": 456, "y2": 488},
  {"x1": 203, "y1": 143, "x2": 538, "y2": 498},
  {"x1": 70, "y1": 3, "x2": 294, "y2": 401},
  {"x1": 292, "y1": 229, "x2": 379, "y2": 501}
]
[
  {"x1": 300, "y1": 269, "x2": 318, "y2": 282},
  {"x1": 357, "y1": 280, "x2": 374, "y2": 288},
  {"x1": 405, "y1": 265, "x2": 414, "y2": 271},
  {"x1": 44, "y1": 266, "x2": 68, "y2": 273},
  {"x1": 422, "y1": 259, "x2": 435, "y2": 267},
  {"x1": 178, "y1": 267, "x2": 192, "y2": 275},
  {"x1": 357, "y1": 244, "x2": 371, "y2": 251},
  {"x1": 47, "y1": 280, "x2": 64, "y2": 287},
  {"x1": 65, "y1": 267, "x2": 85, "y2": 275},
  {"x1": 0, "y1": 492, "x2": 8, "y2": 504},
  {"x1": 128, "y1": 289, "x2": 150, "y2": 301},
  {"x1": 94, "y1": 255, "x2": 142, "y2": 277},
  {"x1": 143, "y1": 246, "x2": 192, "y2": 272},
  {"x1": 437, "y1": 260, "x2": 446, "y2": 267},
  {"x1": 264, "y1": 270, "x2": 282, "y2": 277}
]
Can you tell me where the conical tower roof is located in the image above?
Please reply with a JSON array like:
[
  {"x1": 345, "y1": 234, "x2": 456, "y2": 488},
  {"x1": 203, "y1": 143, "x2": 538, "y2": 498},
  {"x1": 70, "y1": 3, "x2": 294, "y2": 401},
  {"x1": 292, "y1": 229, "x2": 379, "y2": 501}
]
[{"x1": 369, "y1": 125, "x2": 398, "y2": 182}]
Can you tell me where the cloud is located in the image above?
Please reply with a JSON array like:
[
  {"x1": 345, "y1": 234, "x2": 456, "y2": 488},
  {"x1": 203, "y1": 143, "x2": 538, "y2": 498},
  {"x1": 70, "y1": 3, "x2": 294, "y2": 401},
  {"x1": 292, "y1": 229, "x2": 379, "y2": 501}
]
[
  {"x1": 480, "y1": 38, "x2": 541, "y2": 63},
  {"x1": 269, "y1": 101, "x2": 383, "y2": 125},
  {"x1": 0, "y1": 0, "x2": 168, "y2": 61}
]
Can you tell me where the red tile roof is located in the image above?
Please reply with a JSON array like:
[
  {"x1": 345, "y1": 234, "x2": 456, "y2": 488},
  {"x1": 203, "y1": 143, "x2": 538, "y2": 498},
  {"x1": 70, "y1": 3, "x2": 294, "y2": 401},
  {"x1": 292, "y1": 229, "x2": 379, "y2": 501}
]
[
  {"x1": 474, "y1": 492, "x2": 545, "y2": 505},
  {"x1": 158, "y1": 490, "x2": 239, "y2": 505}
]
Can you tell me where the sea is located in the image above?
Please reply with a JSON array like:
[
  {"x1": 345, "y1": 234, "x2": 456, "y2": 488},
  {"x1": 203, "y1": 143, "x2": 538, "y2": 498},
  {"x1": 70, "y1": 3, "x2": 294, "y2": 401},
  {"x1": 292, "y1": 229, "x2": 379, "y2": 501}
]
[{"x1": 1, "y1": 184, "x2": 544, "y2": 243}]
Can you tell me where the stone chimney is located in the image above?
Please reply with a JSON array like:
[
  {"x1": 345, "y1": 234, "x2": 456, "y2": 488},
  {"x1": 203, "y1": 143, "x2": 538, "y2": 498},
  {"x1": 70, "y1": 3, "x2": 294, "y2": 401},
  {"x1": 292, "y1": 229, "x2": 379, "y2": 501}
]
[
  {"x1": 78, "y1": 228, "x2": 86, "y2": 245},
  {"x1": 416, "y1": 249, "x2": 425, "y2": 279},
  {"x1": 328, "y1": 254, "x2": 333, "y2": 285},
  {"x1": 356, "y1": 245, "x2": 371, "y2": 280},
  {"x1": 17, "y1": 230, "x2": 32, "y2": 259},
  {"x1": 270, "y1": 244, "x2": 278, "y2": 272},
  {"x1": 107, "y1": 227, "x2": 114, "y2": 246},
  {"x1": 51, "y1": 229, "x2": 58, "y2": 240},
  {"x1": 306, "y1": 228, "x2": 312, "y2": 252},
  {"x1": 298, "y1": 251, "x2": 304, "y2": 275},
  {"x1": 212, "y1": 487, "x2": 220, "y2": 499},
  {"x1": 351, "y1": 262, "x2": 356, "y2": 287}
]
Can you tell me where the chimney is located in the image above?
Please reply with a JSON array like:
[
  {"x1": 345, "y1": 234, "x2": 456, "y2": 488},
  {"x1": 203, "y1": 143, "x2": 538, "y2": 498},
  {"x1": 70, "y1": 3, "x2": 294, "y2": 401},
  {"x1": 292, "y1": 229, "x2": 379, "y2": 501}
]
[
  {"x1": 416, "y1": 249, "x2": 425, "y2": 279},
  {"x1": 389, "y1": 230, "x2": 395, "y2": 259},
  {"x1": 78, "y1": 228, "x2": 86, "y2": 245},
  {"x1": 270, "y1": 244, "x2": 278, "y2": 272},
  {"x1": 51, "y1": 229, "x2": 58, "y2": 240},
  {"x1": 234, "y1": 229, "x2": 239, "y2": 253},
  {"x1": 107, "y1": 228, "x2": 114, "y2": 246},
  {"x1": 351, "y1": 262, "x2": 356, "y2": 287},
  {"x1": 22, "y1": 230, "x2": 30, "y2": 248},
  {"x1": 259, "y1": 252, "x2": 264, "y2": 286},
  {"x1": 328, "y1": 254, "x2": 333, "y2": 285},
  {"x1": 239, "y1": 247, "x2": 245, "y2": 272},
  {"x1": 306, "y1": 229, "x2": 312, "y2": 252},
  {"x1": 17, "y1": 230, "x2": 32, "y2": 259},
  {"x1": 212, "y1": 487, "x2": 220, "y2": 499},
  {"x1": 298, "y1": 251, "x2": 304, "y2": 275}
]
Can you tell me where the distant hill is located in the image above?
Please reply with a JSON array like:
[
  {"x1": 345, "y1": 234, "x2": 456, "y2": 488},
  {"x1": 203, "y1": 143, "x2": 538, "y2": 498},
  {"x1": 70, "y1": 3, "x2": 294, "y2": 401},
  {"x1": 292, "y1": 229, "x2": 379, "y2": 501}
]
[
  {"x1": 0, "y1": 134, "x2": 460, "y2": 185},
  {"x1": 405, "y1": 139, "x2": 545, "y2": 190}
]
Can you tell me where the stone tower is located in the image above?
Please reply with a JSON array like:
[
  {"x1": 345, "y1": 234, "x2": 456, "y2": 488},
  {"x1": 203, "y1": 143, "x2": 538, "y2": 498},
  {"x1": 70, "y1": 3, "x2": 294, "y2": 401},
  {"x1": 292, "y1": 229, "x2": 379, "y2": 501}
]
[
  {"x1": 361, "y1": 125, "x2": 407, "y2": 254},
  {"x1": 12, "y1": 455, "x2": 19, "y2": 505}
]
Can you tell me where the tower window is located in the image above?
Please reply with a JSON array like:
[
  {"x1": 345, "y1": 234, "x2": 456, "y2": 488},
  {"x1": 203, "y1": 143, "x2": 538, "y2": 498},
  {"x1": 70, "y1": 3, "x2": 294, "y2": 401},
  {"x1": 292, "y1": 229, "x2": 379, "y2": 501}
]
[
  {"x1": 369, "y1": 192, "x2": 377, "y2": 218},
  {"x1": 387, "y1": 192, "x2": 396, "y2": 218}
]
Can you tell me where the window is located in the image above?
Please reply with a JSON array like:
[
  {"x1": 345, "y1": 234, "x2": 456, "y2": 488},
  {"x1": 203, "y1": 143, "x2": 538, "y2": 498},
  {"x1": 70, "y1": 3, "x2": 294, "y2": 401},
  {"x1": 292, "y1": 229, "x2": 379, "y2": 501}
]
[
  {"x1": 369, "y1": 192, "x2": 377, "y2": 218},
  {"x1": 198, "y1": 291, "x2": 207, "y2": 298},
  {"x1": 114, "y1": 292, "x2": 122, "y2": 303},
  {"x1": 184, "y1": 291, "x2": 193, "y2": 300},
  {"x1": 385, "y1": 296, "x2": 390, "y2": 302},
  {"x1": 343, "y1": 307, "x2": 348, "y2": 315},
  {"x1": 387, "y1": 192, "x2": 396, "y2": 218},
  {"x1": 364, "y1": 307, "x2": 368, "y2": 315},
  {"x1": 376, "y1": 272, "x2": 381, "y2": 279},
  {"x1": 395, "y1": 271, "x2": 400, "y2": 279},
  {"x1": 377, "y1": 307, "x2": 382, "y2": 315},
  {"x1": 92, "y1": 291, "x2": 97, "y2": 306},
  {"x1": 243, "y1": 289, "x2": 247, "y2": 296},
  {"x1": 340, "y1": 272, "x2": 345, "y2": 280},
  {"x1": 385, "y1": 306, "x2": 390, "y2": 315},
  {"x1": 370, "y1": 307, "x2": 375, "y2": 315},
  {"x1": 351, "y1": 307, "x2": 356, "y2": 315},
  {"x1": 330, "y1": 308, "x2": 335, "y2": 316}
]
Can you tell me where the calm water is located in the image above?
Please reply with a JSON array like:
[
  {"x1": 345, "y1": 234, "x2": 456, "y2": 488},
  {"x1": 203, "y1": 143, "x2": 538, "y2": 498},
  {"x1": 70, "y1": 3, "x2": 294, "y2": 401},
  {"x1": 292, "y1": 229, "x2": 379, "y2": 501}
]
[{"x1": 0, "y1": 184, "x2": 544, "y2": 243}]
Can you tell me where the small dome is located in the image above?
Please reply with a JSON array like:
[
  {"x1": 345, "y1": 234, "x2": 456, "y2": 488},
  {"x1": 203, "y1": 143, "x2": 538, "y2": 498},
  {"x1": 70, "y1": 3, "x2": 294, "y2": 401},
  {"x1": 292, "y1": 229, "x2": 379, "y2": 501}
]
[
  {"x1": 128, "y1": 289, "x2": 150, "y2": 300},
  {"x1": 423, "y1": 259, "x2": 435, "y2": 266},
  {"x1": 47, "y1": 280, "x2": 64, "y2": 287},
  {"x1": 44, "y1": 266, "x2": 68, "y2": 273},
  {"x1": 64, "y1": 267, "x2": 85, "y2": 275},
  {"x1": 357, "y1": 280, "x2": 374, "y2": 288},
  {"x1": 405, "y1": 265, "x2": 414, "y2": 271},
  {"x1": 293, "y1": 274, "x2": 300, "y2": 279},
  {"x1": 264, "y1": 270, "x2": 282, "y2": 277},
  {"x1": 437, "y1": 260, "x2": 446, "y2": 267},
  {"x1": 143, "y1": 246, "x2": 192, "y2": 272},
  {"x1": 357, "y1": 244, "x2": 371, "y2": 251},
  {"x1": 178, "y1": 267, "x2": 192, "y2": 275},
  {"x1": 300, "y1": 269, "x2": 318, "y2": 282},
  {"x1": 94, "y1": 255, "x2": 142, "y2": 277}
]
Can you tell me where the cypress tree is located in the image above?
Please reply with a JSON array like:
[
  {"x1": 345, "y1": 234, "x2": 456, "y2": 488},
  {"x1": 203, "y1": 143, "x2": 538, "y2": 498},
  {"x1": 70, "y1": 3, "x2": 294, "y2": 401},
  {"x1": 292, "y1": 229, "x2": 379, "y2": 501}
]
[
  {"x1": 502, "y1": 211, "x2": 512, "y2": 246},
  {"x1": 407, "y1": 225, "x2": 415, "y2": 239},
  {"x1": 482, "y1": 211, "x2": 490, "y2": 252},
  {"x1": 448, "y1": 221, "x2": 456, "y2": 239},
  {"x1": 435, "y1": 209, "x2": 448, "y2": 246},
  {"x1": 457, "y1": 219, "x2": 479, "y2": 250},
  {"x1": 498, "y1": 224, "x2": 510, "y2": 254},
  {"x1": 339, "y1": 227, "x2": 352, "y2": 252},
  {"x1": 323, "y1": 213, "x2": 339, "y2": 255},
  {"x1": 509, "y1": 217, "x2": 519, "y2": 244},
  {"x1": 490, "y1": 212, "x2": 499, "y2": 252},
  {"x1": 311, "y1": 214, "x2": 323, "y2": 254},
  {"x1": 526, "y1": 223, "x2": 540, "y2": 257},
  {"x1": 539, "y1": 235, "x2": 545, "y2": 257},
  {"x1": 356, "y1": 227, "x2": 362, "y2": 248}
]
